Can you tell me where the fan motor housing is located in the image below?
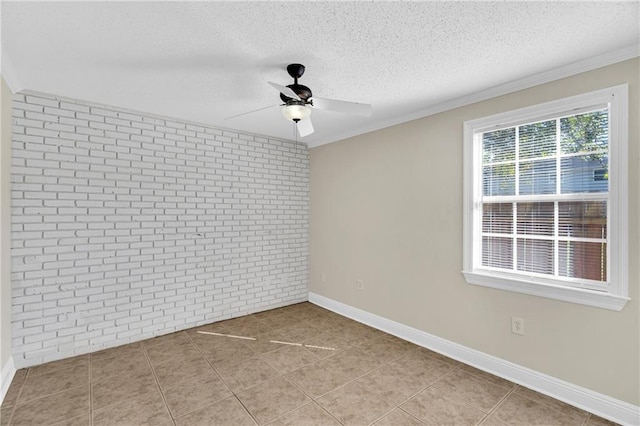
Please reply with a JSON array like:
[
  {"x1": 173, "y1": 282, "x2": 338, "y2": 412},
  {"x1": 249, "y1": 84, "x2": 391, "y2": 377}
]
[{"x1": 280, "y1": 84, "x2": 312, "y2": 103}]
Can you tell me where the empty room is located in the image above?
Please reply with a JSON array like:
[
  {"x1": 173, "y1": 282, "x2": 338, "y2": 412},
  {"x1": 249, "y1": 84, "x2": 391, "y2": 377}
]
[{"x1": 0, "y1": 2, "x2": 638, "y2": 425}]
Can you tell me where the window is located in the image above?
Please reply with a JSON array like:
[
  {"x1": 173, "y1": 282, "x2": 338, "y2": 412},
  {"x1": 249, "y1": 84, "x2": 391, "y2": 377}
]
[{"x1": 463, "y1": 85, "x2": 628, "y2": 310}]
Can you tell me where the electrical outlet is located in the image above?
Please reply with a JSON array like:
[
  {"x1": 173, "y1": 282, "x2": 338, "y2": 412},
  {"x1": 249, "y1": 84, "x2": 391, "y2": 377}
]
[
  {"x1": 511, "y1": 317, "x2": 524, "y2": 335},
  {"x1": 321, "y1": 273, "x2": 326, "y2": 283},
  {"x1": 356, "y1": 279, "x2": 364, "y2": 291}
]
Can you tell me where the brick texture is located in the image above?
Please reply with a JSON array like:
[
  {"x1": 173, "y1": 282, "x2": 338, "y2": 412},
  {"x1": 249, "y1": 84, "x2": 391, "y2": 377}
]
[{"x1": 11, "y1": 92, "x2": 309, "y2": 367}]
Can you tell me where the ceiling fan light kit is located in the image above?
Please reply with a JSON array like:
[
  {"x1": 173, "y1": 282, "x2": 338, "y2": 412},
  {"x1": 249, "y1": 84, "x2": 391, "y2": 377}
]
[{"x1": 282, "y1": 101, "x2": 311, "y2": 122}]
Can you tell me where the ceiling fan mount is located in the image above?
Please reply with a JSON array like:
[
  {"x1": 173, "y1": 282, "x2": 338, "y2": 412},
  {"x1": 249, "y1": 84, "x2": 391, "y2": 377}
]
[{"x1": 287, "y1": 63, "x2": 306, "y2": 80}]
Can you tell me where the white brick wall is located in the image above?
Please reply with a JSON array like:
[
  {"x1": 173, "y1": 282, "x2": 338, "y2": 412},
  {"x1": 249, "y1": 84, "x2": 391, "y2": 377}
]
[{"x1": 11, "y1": 91, "x2": 309, "y2": 367}]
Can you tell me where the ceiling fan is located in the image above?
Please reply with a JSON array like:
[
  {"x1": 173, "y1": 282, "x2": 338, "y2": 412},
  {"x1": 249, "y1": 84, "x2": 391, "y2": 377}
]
[{"x1": 227, "y1": 63, "x2": 373, "y2": 137}]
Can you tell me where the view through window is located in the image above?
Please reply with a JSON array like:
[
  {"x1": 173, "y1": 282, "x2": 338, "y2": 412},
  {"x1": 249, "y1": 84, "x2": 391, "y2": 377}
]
[
  {"x1": 463, "y1": 85, "x2": 628, "y2": 310},
  {"x1": 481, "y1": 108, "x2": 609, "y2": 287}
]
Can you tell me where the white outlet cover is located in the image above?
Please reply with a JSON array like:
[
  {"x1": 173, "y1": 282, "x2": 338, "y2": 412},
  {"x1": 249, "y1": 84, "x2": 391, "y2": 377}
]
[{"x1": 511, "y1": 317, "x2": 525, "y2": 335}]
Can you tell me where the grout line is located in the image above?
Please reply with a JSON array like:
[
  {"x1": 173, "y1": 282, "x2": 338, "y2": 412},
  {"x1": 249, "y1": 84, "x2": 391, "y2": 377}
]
[
  {"x1": 314, "y1": 401, "x2": 346, "y2": 426},
  {"x1": 3, "y1": 401, "x2": 16, "y2": 426},
  {"x1": 139, "y1": 342, "x2": 174, "y2": 423},
  {"x1": 89, "y1": 353, "x2": 93, "y2": 426},
  {"x1": 366, "y1": 403, "x2": 397, "y2": 426},
  {"x1": 263, "y1": 375, "x2": 343, "y2": 426},
  {"x1": 480, "y1": 383, "x2": 519, "y2": 424},
  {"x1": 166, "y1": 330, "x2": 235, "y2": 422},
  {"x1": 5, "y1": 381, "x2": 88, "y2": 406},
  {"x1": 232, "y1": 394, "x2": 260, "y2": 426},
  {"x1": 397, "y1": 406, "x2": 430, "y2": 425},
  {"x1": 2, "y1": 369, "x2": 29, "y2": 426},
  {"x1": 183, "y1": 329, "x2": 236, "y2": 393}
]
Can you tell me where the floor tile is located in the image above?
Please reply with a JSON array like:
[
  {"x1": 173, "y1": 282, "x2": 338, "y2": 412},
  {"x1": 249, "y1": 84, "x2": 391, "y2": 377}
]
[
  {"x1": 29, "y1": 355, "x2": 89, "y2": 377},
  {"x1": 316, "y1": 381, "x2": 394, "y2": 426},
  {"x1": 0, "y1": 405, "x2": 14, "y2": 426},
  {"x1": 216, "y1": 356, "x2": 279, "y2": 392},
  {"x1": 260, "y1": 345, "x2": 319, "y2": 374},
  {"x1": 431, "y1": 369, "x2": 512, "y2": 412},
  {"x1": 92, "y1": 364, "x2": 157, "y2": 409},
  {"x1": 220, "y1": 315, "x2": 271, "y2": 336},
  {"x1": 267, "y1": 402, "x2": 341, "y2": 426},
  {"x1": 174, "y1": 395, "x2": 256, "y2": 426},
  {"x1": 491, "y1": 392, "x2": 587, "y2": 425},
  {"x1": 1, "y1": 303, "x2": 605, "y2": 426},
  {"x1": 196, "y1": 337, "x2": 257, "y2": 364},
  {"x1": 19, "y1": 364, "x2": 89, "y2": 402},
  {"x1": 358, "y1": 334, "x2": 415, "y2": 362},
  {"x1": 311, "y1": 315, "x2": 353, "y2": 333},
  {"x1": 153, "y1": 352, "x2": 213, "y2": 389},
  {"x1": 514, "y1": 386, "x2": 589, "y2": 421},
  {"x1": 245, "y1": 331, "x2": 289, "y2": 354},
  {"x1": 91, "y1": 343, "x2": 144, "y2": 363},
  {"x1": 259, "y1": 313, "x2": 298, "y2": 330},
  {"x1": 10, "y1": 385, "x2": 89, "y2": 425},
  {"x1": 357, "y1": 362, "x2": 429, "y2": 405},
  {"x1": 50, "y1": 413, "x2": 92, "y2": 426},
  {"x1": 373, "y1": 408, "x2": 426, "y2": 426},
  {"x1": 92, "y1": 388, "x2": 171, "y2": 426},
  {"x1": 301, "y1": 331, "x2": 353, "y2": 358},
  {"x1": 145, "y1": 338, "x2": 201, "y2": 366},
  {"x1": 317, "y1": 347, "x2": 384, "y2": 380},
  {"x1": 586, "y1": 414, "x2": 619, "y2": 425},
  {"x1": 401, "y1": 387, "x2": 485, "y2": 426},
  {"x1": 1, "y1": 369, "x2": 27, "y2": 408},
  {"x1": 285, "y1": 363, "x2": 351, "y2": 399},
  {"x1": 91, "y1": 347, "x2": 150, "y2": 382},
  {"x1": 405, "y1": 346, "x2": 462, "y2": 369},
  {"x1": 458, "y1": 364, "x2": 516, "y2": 390},
  {"x1": 283, "y1": 311, "x2": 321, "y2": 325},
  {"x1": 391, "y1": 349, "x2": 455, "y2": 384},
  {"x1": 143, "y1": 331, "x2": 190, "y2": 349},
  {"x1": 337, "y1": 322, "x2": 387, "y2": 344},
  {"x1": 479, "y1": 413, "x2": 511, "y2": 426},
  {"x1": 188, "y1": 321, "x2": 231, "y2": 335},
  {"x1": 269, "y1": 322, "x2": 322, "y2": 343},
  {"x1": 237, "y1": 376, "x2": 310, "y2": 425},
  {"x1": 162, "y1": 370, "x2": 232, "y2": 418}
]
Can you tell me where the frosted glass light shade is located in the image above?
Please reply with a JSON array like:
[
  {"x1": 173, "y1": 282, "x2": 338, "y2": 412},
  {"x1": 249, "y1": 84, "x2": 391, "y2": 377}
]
[{"x1": 282, "y1": 104, "x2": 311, "y2": 122}]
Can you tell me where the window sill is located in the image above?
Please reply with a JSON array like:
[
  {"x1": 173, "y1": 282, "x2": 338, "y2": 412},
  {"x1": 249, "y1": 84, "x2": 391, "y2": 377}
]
[{"x1": 462, "y1": 270, "x2": 629, "y2": 311}]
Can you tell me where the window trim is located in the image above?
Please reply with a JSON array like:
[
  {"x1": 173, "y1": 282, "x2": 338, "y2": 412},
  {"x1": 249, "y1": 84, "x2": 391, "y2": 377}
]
[{"x1": 462, "y1": 85, "x2": 629, "y2": 311}]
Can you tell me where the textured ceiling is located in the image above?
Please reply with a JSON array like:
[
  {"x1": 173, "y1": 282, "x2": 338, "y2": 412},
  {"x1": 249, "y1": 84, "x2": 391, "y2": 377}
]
[{"x1": 2, "y1": 2, "x2": 639, "y2": 146}]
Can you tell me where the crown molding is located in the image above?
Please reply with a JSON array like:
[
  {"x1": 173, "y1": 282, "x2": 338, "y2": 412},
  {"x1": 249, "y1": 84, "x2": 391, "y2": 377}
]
[{"x1": 306, "y1": 44, "x2": 640, "y2": 149}]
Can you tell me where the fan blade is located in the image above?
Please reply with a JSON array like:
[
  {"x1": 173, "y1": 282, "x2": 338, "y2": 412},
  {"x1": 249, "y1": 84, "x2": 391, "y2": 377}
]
[
  {"x1": 225, "y1": 104, "x2": 277, "y2": 120},
  {"x1": 268, "y1": 82, "x2": 301, "y2": 101},
  {"x1": 312, "y1": 97, "x2": 372, "y2": 117},
  {"x1": 297, "y1": 117, "x2": 314, "y2": 137}
]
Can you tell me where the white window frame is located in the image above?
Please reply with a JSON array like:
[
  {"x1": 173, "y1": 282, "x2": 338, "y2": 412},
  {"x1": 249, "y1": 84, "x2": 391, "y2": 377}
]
[{"x1": 462, "y1": 85, "x2": 629, "y2": 311}]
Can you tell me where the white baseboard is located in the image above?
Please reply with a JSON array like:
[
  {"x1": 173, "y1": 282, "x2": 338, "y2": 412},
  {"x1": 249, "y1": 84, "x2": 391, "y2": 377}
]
[
  {"x1": 1, "y1": 356, "x2": 16, "y2": 406},
  {"x1": 309, "y1": 292, "x2": 640, "y2": 426}
]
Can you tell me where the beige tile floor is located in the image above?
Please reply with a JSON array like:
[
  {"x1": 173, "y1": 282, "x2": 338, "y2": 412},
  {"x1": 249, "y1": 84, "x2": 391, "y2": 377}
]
[{"x1": 0, "y1": 302, "x2": 617, "y2": 426}]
